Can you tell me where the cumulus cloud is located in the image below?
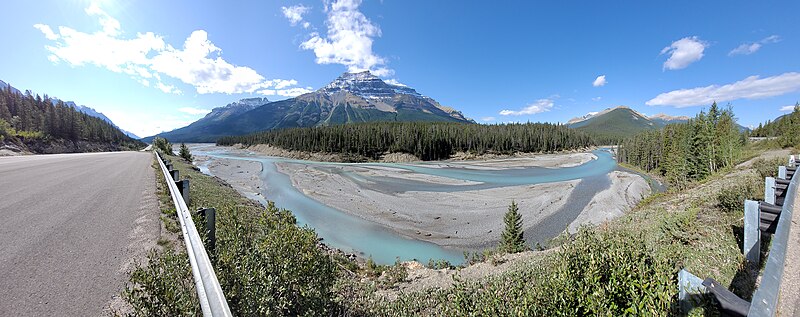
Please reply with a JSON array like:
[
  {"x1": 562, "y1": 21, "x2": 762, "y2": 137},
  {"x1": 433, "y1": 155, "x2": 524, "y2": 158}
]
[
  {"x1": 257, "y1": 87, "x2": 314, "y2": 97},
  {"x1": 282, "y1": 5, "x2": 311, "y2": 28},
  {"x1": 660, "y1": 36, "x2": 707, "y2": 70},
  {"x1": 780, "y1": 105, "x2": 797, "y2": 112},
  {"x1": 178, "y1": 107, "x2": 212, "y2": 115},
  {"x1": 646, "y1": 72, "x2": 800, "y2": 107},
  {"x1": 481, "y1": 116, "x2": 496, "y2": 122},
  {"x1": 33, "y1": 24, "x2": 58, "y2": 40},
  {"x1": 729, "y1": 35, "x2": 781, "y2": 56},
  {"x1": 592, "y1": 75, "x2": 607, "y2": 87},
  {"x1": 298, "y1": 0, "x2": 391, "y2": 76},
  {"x1": 34, "y1": 4, "x2": 304, "y2": 95},
  {"x1": 499, "y1": 99, "x2": 554, "y2": 116}
]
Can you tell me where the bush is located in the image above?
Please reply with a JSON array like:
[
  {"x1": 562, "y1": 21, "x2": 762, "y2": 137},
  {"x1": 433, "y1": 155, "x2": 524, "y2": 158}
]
[
  {"x1": 346, "y1": 229, "x2": 677, "y2": 315},
  {"x1": 122, "y1": 249, "x2": 199, "y2": 316},
  {"x1": 717, "y1": 177, "x2": 763, "y2": 213},
  {"x1": 752, "y1": 157, "x2": 786, "y2": 178},
  {"x1": 153, "y1": 137, "x2": 174, "y2": 155}
]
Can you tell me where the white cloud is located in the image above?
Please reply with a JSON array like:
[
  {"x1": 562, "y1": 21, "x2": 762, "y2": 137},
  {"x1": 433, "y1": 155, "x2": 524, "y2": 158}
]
[
  {"x1": 257, "y1": 87, "x2": 314, "y2": 97},
  {"x1": 282, "y1": 5, "x2": 311, "y2": 28},
  {"x1": 780, "y1": 105, "x2": 796, "y2": 112},
  {"x1": 592, "y1": 96, "x2": 602, "y2": 101},
  {"x1": 660, "y1": 36, "x2": 707, "y2": 70},
  {"x1": 33, "y1": 24, "x2": 58, "y2": 40},
  {"x1": 178, "y1": 107, "x2": 212, "y2": 115},
  {"x1": 104, "y1": 110, "x2": 196, "y2": 137},
  {"x1": 299, "y1": 0, "x2": 391, "y2": 76},
  {"x1": 592, "y1": 75, "x2": 607, "y2": 87},
  {"x1": 481, "y1": 116, "x2": 496, "y2": 122},
  {"x1": 729, "y1": 35, "x2": 781, "y2": 56},
  {"x1": 499, "y1": 99, "x2": 554, "y2": 116},
  {"x1": 34, "y1": 4, "x2": 305, "y2": 95},
  {"x1": 384, "y1": 79, "x2": 407, "y2": 87},
  {"x1": 646, "y1": 72, "x2": 800, "y2": 107}
]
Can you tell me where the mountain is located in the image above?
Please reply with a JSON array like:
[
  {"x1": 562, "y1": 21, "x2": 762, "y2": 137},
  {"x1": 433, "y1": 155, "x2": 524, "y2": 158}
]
[
  {"x1": 141, "y1": 97, "x2": 269, "y2": 142},
  {"x1": 146, "y1": 71, "x2": 472, "y2": 142},
  {"x1": 568, "y1": 106, "x2": 748, "y2": 140},
  {"x1": 568, "y1": 106, "x2": 657, "y2": 139},
  {"x1": 648, "y1": 113, "x2": 691, "y2": 127},
  {"x1": 2, "y1": 79, "x2": 138, "y2": 138},
  {"x1": 1, "y1": 81, "x2": 143, "y2": 154},
  {"x1": 58, "y1": 100, "x2": 140, "y2": 139}
]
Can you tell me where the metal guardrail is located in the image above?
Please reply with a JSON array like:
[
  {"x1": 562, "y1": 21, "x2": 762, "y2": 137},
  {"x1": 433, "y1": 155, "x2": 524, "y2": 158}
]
[
  {"x1": 679, "y1": 155, "x2": 799, "y2": 316},
  {"x1": 155, "y1": 151, "x2": 232, "y2": 317}
]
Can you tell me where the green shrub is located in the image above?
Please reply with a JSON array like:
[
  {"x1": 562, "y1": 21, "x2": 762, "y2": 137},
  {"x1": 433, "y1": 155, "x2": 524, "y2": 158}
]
[
  {"x1": 752, "y1": 157, "x2": 786, "y2": 178},
  {"x1": 122, "y1": 249, "x2": 199, "y2": 316},
  {"x1": 153, "y1": 137, "x2": 174, "y2": 155},
  {"x1": 717, "y1": 177, "x2": 762, "y2": 213}
]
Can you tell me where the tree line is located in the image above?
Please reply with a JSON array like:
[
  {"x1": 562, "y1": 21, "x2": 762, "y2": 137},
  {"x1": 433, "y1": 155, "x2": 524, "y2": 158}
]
[
  {"x1": 618, "y1": 103, "x2": 744, "y2": 187},
  {"x1": 217, "y1": 121, "x2": 595, "y2": 161},
  {"x1": 0, "y1": 85, "x2": 141, "y2": 148},
  {"x1": 750, "y1": 102, "x2": 800, "y2": 148}
]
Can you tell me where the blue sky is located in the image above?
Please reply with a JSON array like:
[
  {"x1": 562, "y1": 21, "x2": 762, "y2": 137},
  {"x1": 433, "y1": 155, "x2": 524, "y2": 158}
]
[{"x1": 0, "y1": 0, "x2": 798, "y2": 137}]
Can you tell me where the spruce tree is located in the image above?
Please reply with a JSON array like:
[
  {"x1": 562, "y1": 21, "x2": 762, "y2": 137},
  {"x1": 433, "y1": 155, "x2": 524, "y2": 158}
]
[
  {"x1": 500, "y1": 200, "x2": 526, "y2": 253},
  {"x1": 179, "y1": 143, "x2": 193, "y2": 162}
]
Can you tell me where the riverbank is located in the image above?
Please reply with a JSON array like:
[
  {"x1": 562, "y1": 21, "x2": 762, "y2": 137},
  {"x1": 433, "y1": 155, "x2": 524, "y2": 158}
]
[
  {"x1": 238, "y1": 143, "x2": 597, "y2": 164},
  {"x1": 193, "y1": 145, "x2": 649, "y2": 251}
]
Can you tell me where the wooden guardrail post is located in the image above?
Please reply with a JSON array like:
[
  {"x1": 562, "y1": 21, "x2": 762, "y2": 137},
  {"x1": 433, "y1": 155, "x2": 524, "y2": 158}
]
[
  {"x1": 170, "y1": 169, "x2": 180, "y2": 180},
  {"x1": 779, "y1": 166, "x2": 787, "y2": 179},
  {"x1": 765, "y1": 177, "x2": 776, "y2": 205},
  {"x1": 744, "y1": 200, "x2": 761, "y2": 264}
]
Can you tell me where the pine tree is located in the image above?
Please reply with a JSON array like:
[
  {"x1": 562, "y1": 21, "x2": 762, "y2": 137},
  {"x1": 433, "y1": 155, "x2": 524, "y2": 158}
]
[
  {"x1": 179, "y1": 143, "x2": 193, "y2": 162},
  {"x1": 500, "y1": 200, "x2": 526, "y2": 253}
]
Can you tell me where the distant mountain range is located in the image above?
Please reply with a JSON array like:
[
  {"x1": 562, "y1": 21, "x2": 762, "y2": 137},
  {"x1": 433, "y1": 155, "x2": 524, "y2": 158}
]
[
  {"x1": 145, "y1": 71, "x2": 472, "y2": 142},
  {"x1": 1, "y1": 79, "x2": 139, "y2": 139},
  {"x1": 567, "y1": 106, "x2": 747, "y2": 140}
]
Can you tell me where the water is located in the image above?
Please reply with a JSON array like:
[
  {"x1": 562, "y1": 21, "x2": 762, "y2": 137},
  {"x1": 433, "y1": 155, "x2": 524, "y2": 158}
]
[{"x1": 192, "y1": 146, "x2": 619, "y2": 264}]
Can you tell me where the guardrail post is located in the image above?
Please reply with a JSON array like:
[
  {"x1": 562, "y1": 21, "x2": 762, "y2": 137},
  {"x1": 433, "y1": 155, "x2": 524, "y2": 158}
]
[
  {"x1": 176, "y1": 179, "x2": 190, "y2": 206},
  {"x1": 198, "y1": 208, "x2": 217, "y2": 253},
  {"x1": 679, "y1": 269, "x2": 707, "y2": 314},
  {"x1": 779, "y1": 166, "x2": 787, "y2": 179},
  {"x1": 744, "y1": 200, "x2": 761, "y2": 264},
  {"x1": 791, "y1": 155, "x2": 796, "y2": 165},
  {"x1": 170, "y1": 169, "x2": 180, "y2": 180},
  {"x1": 765, "y1": 177, "x2": 776, "y2": 205}
]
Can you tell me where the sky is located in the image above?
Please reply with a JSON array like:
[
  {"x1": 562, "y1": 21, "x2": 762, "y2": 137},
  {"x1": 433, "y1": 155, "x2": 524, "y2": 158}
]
[{"x1": 1, "y1": 0, "x2": 799, "y2": 137}]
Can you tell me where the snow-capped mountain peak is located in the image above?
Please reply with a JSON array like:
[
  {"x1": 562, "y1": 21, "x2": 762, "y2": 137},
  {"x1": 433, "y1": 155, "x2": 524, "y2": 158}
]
[{"x1": 321, "y1": 71, "x2": 422, "y2": 99}]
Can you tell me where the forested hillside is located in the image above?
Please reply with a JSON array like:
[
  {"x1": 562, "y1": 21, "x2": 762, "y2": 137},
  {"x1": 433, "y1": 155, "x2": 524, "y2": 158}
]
[
  {"x1": 618, "y1": 103, "x2": 744, "y2": 187},
  {"x1": 751, "y1": 102, "x2": 800, "y2": 147},
  {"x1": 0, "y1": 85, "x2": 143, "y2": 154},
  {"x1": 218, "y1": 121, "x2": 594, "y2": 161}
]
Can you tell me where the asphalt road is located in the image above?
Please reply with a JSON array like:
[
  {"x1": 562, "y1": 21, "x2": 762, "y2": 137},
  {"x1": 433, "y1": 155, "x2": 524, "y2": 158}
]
[{"x1": 0, "y1": 152, "x2": 160, "y2": 316}]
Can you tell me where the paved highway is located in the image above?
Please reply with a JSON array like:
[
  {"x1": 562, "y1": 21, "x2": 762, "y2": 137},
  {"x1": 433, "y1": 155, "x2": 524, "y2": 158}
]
[{"x1": 0, "y1": 152, "x2": 160, "y2": 316}]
